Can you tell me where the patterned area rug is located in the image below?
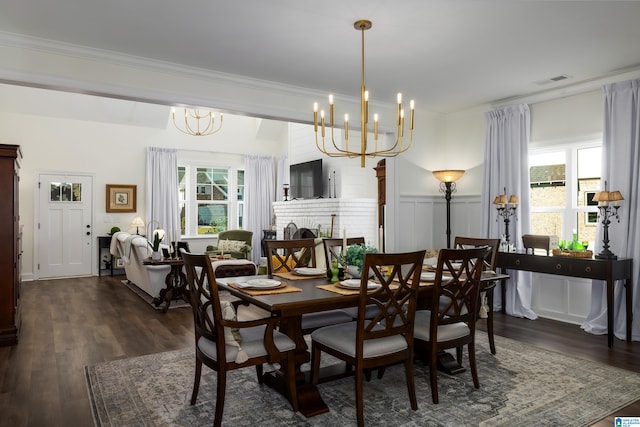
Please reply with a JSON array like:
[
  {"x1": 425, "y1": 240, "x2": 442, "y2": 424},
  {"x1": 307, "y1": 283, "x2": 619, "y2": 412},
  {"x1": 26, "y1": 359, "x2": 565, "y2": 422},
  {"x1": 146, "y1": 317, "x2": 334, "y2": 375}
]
[{"x1": 85, "y1": 334, "x2": 640, "y2": 426}]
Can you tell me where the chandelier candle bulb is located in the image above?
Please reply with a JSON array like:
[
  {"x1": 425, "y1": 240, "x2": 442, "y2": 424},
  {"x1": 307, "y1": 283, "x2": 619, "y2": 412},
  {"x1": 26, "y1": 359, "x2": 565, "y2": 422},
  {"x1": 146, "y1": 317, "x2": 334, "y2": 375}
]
[
  {"x1": 312, "y1": 19, "x2": 415, "y2": 167},
  {"x1": 344, "y1": 114, "x2": 349, "y2": 139},
  {"x1": 313, "y1": 103, "x2": 318, "y2": 132}
]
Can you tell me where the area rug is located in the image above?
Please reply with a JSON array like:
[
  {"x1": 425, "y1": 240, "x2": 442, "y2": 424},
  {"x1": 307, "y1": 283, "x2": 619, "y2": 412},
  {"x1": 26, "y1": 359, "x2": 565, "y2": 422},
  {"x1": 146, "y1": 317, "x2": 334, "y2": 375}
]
[{"x1": 85, "y1": 334, "x2": 640, "y2": 426}]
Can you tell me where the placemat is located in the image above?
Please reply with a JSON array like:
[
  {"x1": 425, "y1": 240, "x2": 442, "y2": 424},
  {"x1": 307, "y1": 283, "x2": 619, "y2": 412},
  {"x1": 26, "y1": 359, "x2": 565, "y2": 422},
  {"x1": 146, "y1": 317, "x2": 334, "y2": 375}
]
[
  {"x1": 228, "y1": 282, "x2": 302, "y2": 296},
  {"x1": 317, "y1": 283, "x2": 362, "y2": 295},
  {"x1": 317, "y1": 282, "x2": 397, "y2": 295},
  {"x1": 273, "y1": 271, "x2": 326, "y2": 281}
]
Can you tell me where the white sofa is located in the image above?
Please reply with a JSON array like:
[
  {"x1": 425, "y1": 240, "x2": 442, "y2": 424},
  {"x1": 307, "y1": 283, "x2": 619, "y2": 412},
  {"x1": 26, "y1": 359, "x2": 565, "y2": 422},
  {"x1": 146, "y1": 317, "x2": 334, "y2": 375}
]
[{"x1": 110, "y1": 231, "x2": 171, "y2": 299}]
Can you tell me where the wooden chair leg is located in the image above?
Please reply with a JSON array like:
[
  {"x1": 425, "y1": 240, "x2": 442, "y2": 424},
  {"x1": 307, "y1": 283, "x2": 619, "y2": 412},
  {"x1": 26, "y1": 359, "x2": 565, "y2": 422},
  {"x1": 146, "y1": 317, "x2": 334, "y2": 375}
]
[
  {"x1": 255, "y1": 364, "x2": 264, "y2": 384},
  {"x1": 377, "y1": 367, "x2": 386, "y2": 379},
  {"x1": 468, "y1": 342, "x2": 480, "y2": 389},
  {"x1": 487, "y1": 288, "x2": 496, "y2": 355},
  {"x1": 430, "y1": 346, "x2": 439, "y2": 404},
  {"x1": 404, "y1": 358, "x2": 418, "y2": 410},
  {"x1": 355, "y1": 366, "x2": 365, "y2": 427},
  {"x1": 214, "y1": 370, "x2": 227, "y2": 427},
  {"x1": 190, "y1": 358, "x2": 202, "y2": 405}
]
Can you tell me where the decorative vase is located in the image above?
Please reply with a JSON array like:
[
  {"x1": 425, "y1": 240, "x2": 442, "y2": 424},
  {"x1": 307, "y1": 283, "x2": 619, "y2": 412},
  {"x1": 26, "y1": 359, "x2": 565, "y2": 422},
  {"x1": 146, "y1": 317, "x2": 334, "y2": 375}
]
[
  {"x1": 347, "y1": 265, "x2": 361, "y2": 278},
  {"x1": 152, "y1": 250, "x2": 162, "y2": 261}
]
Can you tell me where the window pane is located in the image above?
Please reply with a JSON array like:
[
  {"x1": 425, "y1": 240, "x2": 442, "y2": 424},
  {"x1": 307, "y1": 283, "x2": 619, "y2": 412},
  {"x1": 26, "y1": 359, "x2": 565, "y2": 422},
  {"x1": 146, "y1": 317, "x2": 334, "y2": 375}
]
[
  {"x1": 196, "y1": 168, "x2": 228, "y2": 201},
  {"x1": 237, "y1": 170, "x2": 244, "y2": 201},
  {"x1": 577, "y1": 147, "x2": 601, "y2": 179},
  {"x1": 197, "y1": 204, "x2": 228, "y2": 235},
  {"x1": 531, "y1": 211, "x2": 563, "y2": 238},
  {"x1": 50, "y1": 183, "x2": 61, "y2": 201},
  {"x1": 530, "y1": 151, "x2": 566, "y2": 207},
  {"x1": 72, "y1": 183, "x2": 82, "y2": 201},
  {"x1": 238, "y1": 202, "x2": 244, "y2": 229}
]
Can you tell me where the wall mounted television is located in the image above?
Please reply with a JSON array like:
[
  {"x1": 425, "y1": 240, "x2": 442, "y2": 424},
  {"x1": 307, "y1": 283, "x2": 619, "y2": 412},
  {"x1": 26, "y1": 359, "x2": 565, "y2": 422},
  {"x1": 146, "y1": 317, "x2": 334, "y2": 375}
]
[{"x1": 290, "y1": 159, "x2": 323, "y2": 199}]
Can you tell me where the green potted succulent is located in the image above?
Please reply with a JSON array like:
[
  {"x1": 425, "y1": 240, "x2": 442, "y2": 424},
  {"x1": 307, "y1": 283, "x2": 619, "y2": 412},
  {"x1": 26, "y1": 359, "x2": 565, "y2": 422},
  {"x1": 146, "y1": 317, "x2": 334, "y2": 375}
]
[
  {"x1": 147, "y1": 232, "x2": 163, "y2": 260},
  {"x1": 345, "y1": 244, "x2": 378, "y2": 278}
]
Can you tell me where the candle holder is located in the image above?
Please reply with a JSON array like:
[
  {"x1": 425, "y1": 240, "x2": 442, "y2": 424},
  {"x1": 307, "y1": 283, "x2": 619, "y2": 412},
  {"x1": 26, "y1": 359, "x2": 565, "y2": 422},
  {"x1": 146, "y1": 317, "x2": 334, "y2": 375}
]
[
  {"x1": 493, "y1": 187, "x2": 518, "y2": 252},
  {"x1": 283, "y1": 183, "x2": 290, "y2": 201},
  {"x1": 593, "y1": 182, "x2": 623, "y2": 260}
]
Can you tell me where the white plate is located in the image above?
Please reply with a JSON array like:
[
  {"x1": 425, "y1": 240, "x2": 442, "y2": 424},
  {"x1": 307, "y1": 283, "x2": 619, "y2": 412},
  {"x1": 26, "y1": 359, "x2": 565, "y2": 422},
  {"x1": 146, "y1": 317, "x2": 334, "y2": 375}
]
[
  {"x1": 431, "y1": 262, "x2": 462, "y2": 270},
  {"x1": 420, "y1": 272, "x2": 452, "y2": 281},
  {"x1": 339, "y1": 279, "x2": 380, "y2": 290},
  {"x1": 293, "y1": 267, "x2": 326, "y2": 276},
  {"x1": 243, "y1": 278, "x2": 282, "y2": 289},
  {"x1": 420, "y1": 272, "x2": 436, "y2": 281}
]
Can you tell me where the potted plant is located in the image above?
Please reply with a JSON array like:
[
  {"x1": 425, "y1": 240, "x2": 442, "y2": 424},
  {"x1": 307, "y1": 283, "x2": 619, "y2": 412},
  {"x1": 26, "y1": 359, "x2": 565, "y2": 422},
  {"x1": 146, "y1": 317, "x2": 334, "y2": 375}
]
[
  {"x1": 147, "y1": 232, "x2": 163, "y2": 260},
  {"x1": 345, "y1": 244, "x2": 378, "y2": 278}
]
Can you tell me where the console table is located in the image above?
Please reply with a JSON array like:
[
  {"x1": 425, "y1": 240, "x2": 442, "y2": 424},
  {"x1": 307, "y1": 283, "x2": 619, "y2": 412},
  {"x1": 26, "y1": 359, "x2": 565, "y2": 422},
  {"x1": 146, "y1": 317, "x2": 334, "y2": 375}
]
[{"x1": 496, "y1": 251, "x2": 632, "y2": 348}]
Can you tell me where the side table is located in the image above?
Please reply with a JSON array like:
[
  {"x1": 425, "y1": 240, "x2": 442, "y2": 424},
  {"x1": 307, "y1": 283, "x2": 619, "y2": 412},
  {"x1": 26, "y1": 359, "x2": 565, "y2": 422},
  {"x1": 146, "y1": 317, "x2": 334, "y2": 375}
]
[{"x1": 142, "y1": 258, "x2": 188, "y2": 312}]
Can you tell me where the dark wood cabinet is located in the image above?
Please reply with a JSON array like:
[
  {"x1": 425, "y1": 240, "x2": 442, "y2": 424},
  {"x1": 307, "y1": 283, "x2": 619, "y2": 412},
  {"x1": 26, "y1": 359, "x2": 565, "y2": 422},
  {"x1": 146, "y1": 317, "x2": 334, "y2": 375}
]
[{"x1": 0, "y1": 144, "x2": 22, "y2": 346}]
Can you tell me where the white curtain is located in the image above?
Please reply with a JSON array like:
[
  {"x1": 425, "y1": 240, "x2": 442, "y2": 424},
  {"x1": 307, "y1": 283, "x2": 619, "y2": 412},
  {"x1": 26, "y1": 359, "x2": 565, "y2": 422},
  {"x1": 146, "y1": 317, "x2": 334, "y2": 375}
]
[
  {"x1": 276, "y1": 155, "x2": 289, "y2": 202},
  {"x1": 481, "y1": 104, "x2": 537, "y2": 319},
  {"x1": 582, "y1": 78, "x2": 640, "y2": 341},
  {"x1": 245, "y1": 155, "x2": 275, "y2": 261},
  {"x1": 146, "y1": 147, "x2": 180, "y2": 244}
]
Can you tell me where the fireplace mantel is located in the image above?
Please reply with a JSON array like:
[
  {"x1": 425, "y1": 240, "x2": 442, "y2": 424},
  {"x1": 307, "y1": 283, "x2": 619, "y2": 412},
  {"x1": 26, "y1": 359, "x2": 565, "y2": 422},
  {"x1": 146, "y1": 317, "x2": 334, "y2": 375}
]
[{"x1": 272, "y1": 198, "x2": 378, "y2": 247}]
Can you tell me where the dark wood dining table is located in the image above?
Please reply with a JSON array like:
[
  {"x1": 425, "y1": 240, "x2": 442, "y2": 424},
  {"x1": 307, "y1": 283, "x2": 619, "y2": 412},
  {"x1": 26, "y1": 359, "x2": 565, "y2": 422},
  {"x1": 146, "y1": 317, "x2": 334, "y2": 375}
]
[{"x1": 216, "y1": 270, "x2": 509, "y2": 418}]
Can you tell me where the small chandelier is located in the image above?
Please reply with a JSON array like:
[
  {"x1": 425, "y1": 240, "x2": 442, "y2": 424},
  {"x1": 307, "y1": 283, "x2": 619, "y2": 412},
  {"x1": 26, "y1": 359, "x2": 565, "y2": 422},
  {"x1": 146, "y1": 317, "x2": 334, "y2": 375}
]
[
  {"x1": 313, "y1": 19, "x2": 415, "y2": 168},
  {"x1": 172, "y1": 108, "x2": 223, "y2": 136}
]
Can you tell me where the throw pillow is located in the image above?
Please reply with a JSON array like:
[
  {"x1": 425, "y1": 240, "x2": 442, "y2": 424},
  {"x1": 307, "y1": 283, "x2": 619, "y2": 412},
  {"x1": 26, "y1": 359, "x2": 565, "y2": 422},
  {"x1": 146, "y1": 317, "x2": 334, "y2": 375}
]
[
  {"x1": 271, "y1": 255, "x2": 296, "y2": 272},
  {"x1": 218, "y1": 239, "x2": 247, "y2": 253},
  {"x1": 220, "y1": 301, "x2": 248, "y2": 363}
]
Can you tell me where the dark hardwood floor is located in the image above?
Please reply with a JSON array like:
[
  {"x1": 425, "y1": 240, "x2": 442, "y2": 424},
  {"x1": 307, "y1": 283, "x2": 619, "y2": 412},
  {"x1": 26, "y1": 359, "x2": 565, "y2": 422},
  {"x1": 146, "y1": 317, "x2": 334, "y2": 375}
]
[{"x1": 0, "y1": 276, "x2": 637, "y2": 426}]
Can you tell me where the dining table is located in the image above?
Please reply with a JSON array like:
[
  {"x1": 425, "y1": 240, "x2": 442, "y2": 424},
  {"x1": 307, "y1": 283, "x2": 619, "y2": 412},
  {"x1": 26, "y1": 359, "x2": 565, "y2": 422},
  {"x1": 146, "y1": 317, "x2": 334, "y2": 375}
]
[{"x1": 216, "y1": 267, "x2": 509, "y2": 418}]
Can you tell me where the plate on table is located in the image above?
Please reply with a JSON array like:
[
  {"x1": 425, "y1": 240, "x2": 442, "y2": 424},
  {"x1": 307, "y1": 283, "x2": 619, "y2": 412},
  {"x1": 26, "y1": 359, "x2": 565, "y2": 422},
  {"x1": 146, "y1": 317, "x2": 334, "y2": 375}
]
[
  {"x1": 420, "y1": 272, "x2": 452, "y2": 282},
  {"x1": 431, "y1": 262, "x2": 462, "y2": 270},
  {"x1": 337, "y1": 279, "x2": 380, "y2": 290},
  {"x1": 293, "y1": 267, "x2": 326, "y2": 276},
  {"x1": 239, "y1": 278, "x2": 283, "y2": 289}
]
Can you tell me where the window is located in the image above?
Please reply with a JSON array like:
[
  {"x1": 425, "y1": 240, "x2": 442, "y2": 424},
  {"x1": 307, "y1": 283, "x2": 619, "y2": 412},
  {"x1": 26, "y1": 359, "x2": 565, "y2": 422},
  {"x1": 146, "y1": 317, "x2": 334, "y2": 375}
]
[
  {"x1": 178, "y1": 164, "x2": 245, "y2": 237},
  {"x1": 529, "y1": 142, "x2": 601, "y2": 248}
]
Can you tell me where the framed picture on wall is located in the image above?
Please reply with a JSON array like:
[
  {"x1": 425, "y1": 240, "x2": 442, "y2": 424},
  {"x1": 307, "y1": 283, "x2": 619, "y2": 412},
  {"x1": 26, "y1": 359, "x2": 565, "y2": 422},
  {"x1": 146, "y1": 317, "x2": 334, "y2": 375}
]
[{"x1": 106, "y1": 184, "x2": 137, "y2": 212}]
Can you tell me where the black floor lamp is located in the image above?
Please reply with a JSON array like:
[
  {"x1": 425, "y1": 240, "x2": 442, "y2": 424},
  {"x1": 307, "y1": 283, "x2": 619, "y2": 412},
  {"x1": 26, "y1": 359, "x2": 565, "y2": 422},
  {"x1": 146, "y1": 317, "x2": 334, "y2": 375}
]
[{"x1": 433, "y1": 170, "x2": 465, "y2": 248}]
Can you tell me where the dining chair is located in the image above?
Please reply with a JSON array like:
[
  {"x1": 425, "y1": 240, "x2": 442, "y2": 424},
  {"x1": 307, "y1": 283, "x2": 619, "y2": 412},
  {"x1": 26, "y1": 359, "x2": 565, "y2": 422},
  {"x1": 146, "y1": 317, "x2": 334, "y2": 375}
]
[
  {"x1": 310, "y1": 250, "x2": 426, "y2": 427},
  {"x1": 453, "y1": 236, "x2": 500, "y2": 354},
  {"x1": 413, "y1": 247, "x2": 488, "y2": 404},
  {"x1": 265, "y1": 239, "x2": 353, "y2": 333},
  {"x1": 322, "y1": 237, "x2": 365, "y2": 269},
  {"x1": 264, "y1": 238, "x2": 317, "y2": 276},
  {"x1": 181, "y1": 251, "x2": 299, "y2": 427},
  {"x1": 322, "y1": 236, "x2": 381, "y2": 322}
]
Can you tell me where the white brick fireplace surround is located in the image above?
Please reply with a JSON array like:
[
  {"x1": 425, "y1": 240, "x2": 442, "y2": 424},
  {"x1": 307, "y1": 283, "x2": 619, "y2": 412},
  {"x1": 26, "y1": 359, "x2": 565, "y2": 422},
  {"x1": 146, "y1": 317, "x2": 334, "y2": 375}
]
[{"x1": 272, "y1": 199, "x2": 378, "y2": 248}]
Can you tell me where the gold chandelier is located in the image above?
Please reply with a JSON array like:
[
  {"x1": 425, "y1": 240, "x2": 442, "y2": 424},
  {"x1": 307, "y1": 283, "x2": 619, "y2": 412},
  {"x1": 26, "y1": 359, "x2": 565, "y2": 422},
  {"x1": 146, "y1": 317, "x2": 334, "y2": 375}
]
[
  {"x1": 172, "y1": 108, "x2": 223, "y2": 136},
  {"x1": 313, "y1": 19, "x2": 415, "y2": 168}
]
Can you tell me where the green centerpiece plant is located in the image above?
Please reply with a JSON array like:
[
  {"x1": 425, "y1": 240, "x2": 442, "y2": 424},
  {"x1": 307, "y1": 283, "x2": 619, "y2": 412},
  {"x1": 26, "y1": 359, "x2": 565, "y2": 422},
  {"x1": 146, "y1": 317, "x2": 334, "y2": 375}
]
[{"x1": 345, "y1": 244, "x2": 378, "y2": 277}]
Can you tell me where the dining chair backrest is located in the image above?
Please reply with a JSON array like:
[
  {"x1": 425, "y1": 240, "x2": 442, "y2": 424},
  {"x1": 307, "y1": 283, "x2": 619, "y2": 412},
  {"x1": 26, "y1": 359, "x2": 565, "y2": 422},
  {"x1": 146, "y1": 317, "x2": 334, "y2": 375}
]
[
  {"x1": 453, "y1": 236, "x2": 500, "y2": 271},
  {"x1": 264, "y1": 238, "x2": 316, "y2": 277},
  {"x1": 431, "y1": 247, "x2": 488, "y2": 329},
  {"x1": 358, "y1": 250, "x2": 426, "y2": 348},
  {"x1": 322, "y1": 237, "x2": 365, "y2": 269},
  {"x1": 181, "y1": 251, "x2": 224, "y2": 348}
]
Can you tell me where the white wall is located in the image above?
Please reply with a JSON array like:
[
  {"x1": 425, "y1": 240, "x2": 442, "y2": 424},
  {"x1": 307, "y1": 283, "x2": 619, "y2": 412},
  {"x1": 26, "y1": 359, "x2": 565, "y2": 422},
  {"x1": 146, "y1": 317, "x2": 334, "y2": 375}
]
[{"x1": 0, "y1": 87, "x2": 289, "y2": 280}]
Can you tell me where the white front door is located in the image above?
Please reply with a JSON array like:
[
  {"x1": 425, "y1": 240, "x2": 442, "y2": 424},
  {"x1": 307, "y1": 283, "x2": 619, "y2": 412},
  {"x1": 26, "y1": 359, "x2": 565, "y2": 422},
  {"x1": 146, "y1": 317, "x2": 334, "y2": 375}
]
[{"x1": 38, "y1": 173, "x2": 93, "y2": 278}]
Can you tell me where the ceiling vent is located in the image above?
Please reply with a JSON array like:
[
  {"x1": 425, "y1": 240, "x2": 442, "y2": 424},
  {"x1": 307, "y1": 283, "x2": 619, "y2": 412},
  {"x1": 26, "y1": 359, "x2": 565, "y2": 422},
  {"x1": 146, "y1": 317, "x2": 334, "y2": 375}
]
[{"x1": 534, "y1": 74, "x2": 571, "y2": 86}]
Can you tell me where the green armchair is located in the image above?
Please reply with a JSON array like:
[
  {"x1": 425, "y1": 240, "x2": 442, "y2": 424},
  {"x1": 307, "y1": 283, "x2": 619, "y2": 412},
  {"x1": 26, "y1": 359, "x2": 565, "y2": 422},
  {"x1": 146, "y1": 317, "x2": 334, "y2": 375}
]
[{"x1": 205, "y1": 230, "x2": 253, "y2": 260}]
